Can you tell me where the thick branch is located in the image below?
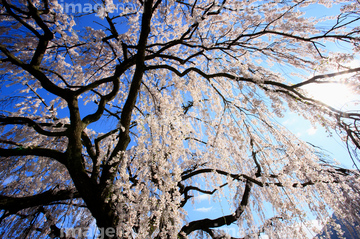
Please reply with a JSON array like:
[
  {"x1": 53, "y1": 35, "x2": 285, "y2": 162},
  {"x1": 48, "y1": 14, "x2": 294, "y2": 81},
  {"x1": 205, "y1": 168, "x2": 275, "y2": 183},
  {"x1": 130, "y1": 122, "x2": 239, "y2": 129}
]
[
  {"x1": 1, "y1": 0, "x2": 41, "y2": 38},
  {"x1": 180, "y1": 181, "x2": 252, "y2": 236},
  {"x1": 81, "y1": 66, "x2": 122, "y2": 126},
  {"x1": 0, "y1": 116, "x2": 67, "y2": 137},
  {"x1": 181, "y1": 168, "x2": 343, "y2": 188},
  {"x1": 0, "y1": 188, "x2": 80, "y2": 214},
  {"x1": 0, "y1": 147, "x2": 65, "y2": 165},
  {"x1": 100, "y1": 0, "x2": 155, "y2": 188},
  {"x1": 0, "y1": 44, "x2": 70, "y2": 98},
  {"x1": 27, "y1": 2, "x2": 54, "y2": 67},
  {"x1": 291, "y1": 67, "x2": 360, "y2": 88}
]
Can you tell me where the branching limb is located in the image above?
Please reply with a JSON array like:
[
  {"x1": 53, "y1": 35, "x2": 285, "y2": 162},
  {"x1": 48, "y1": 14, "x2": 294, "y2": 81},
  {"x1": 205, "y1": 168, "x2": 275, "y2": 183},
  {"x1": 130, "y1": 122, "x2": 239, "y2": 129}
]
[
  {"x1": 179, "y1": 181, "x2": 252, "y2": 236},
  {"x1": 26, "y1": 0, "x2": 53, "y2": 67},
  {"x1": 0, "y1": 147, "x2": 66, "y2": 165},
  {"x1": 182, "y1": 167, "x2": 348, "y2": 188},
  {"x1": 291, "y1": 67, "x2": 360, "y2": 89},
  {"x1": 81, "y1": 66, "x2": 122, "y2": 126},
  {"x1": 0, "y1": 44, "x2": 70, "y2": 98},
  {"x1": 81, "y1": 131, "x2": 97, "y2": 164},
  {"x1": 1, "y1": 0, "x2": 40, "y2": 38},
  {"x1": 0, "y1": 188, "x2": 80, "y2": 215},
  {"x1": 250, "y1": 138, "x2": 261, "y2": 177},
  {"x1": 0, "y1": 116, "x2": 67, "y2": 137},
  {"x1": 180, "y1": 183, "x2": 228, "y2": 208},
  {"x1": 100, "y1": 0, "x2": 156, "y2": 189}
]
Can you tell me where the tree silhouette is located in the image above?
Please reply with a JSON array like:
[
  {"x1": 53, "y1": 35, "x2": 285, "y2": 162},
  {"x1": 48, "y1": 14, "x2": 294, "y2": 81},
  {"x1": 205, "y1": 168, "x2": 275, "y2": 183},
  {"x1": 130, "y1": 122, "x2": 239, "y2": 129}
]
[{"x1": 1, "y1": 0, "x2": 360, "y2": 238}]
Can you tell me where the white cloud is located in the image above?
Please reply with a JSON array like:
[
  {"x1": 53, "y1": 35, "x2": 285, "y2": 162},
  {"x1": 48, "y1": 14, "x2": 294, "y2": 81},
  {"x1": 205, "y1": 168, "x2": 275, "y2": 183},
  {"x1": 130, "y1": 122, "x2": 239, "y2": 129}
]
[
  {"x1": 194, "y1": 194, "x2": 210, "y2": 202},
  {"x1": 194, "y1": 207, "x2": 213, "y2": 213},
  {"x1": 306, "y1": 127, "x2": 317, "y2": 135}
]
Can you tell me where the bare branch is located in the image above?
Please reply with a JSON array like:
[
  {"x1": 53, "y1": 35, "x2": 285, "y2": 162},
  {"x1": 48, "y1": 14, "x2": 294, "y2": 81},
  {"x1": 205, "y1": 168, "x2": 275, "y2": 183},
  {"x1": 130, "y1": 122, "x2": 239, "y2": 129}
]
[
  {"x1": 0, "y1": 116, "x2": 67, "y2": 137},
  {"x1": 0, "y1": 147, "x2": 65, "y2": 165}
]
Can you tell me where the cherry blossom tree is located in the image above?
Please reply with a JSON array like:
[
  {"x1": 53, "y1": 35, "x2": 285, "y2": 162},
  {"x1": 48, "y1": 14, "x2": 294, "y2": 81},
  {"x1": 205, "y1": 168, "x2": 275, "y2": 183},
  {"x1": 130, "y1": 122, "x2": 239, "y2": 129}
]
[{"x1": 1, "y1": 0, "x2": 360, "y2": 238}]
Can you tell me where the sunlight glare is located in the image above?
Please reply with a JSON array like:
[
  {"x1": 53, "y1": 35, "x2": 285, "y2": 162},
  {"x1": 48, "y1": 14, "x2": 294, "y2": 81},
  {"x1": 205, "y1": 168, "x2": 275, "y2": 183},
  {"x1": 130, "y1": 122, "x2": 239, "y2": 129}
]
[
  {"x1": 302, "y1": 83, "x2": 357, "y2": 109},
  {"x1": 302, "y1": 60, "x2": 360, "y2": 110}
]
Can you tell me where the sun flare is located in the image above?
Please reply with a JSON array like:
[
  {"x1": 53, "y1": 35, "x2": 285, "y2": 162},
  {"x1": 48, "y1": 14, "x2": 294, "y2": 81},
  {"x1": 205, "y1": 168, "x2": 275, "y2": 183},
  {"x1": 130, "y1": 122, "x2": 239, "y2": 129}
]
[
  {"x1": 302, "y1": 83, "x2": 358, "y2": 109},
  {"x1": 302, "y1": 60, "x2": 360, "y2": 110}
]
